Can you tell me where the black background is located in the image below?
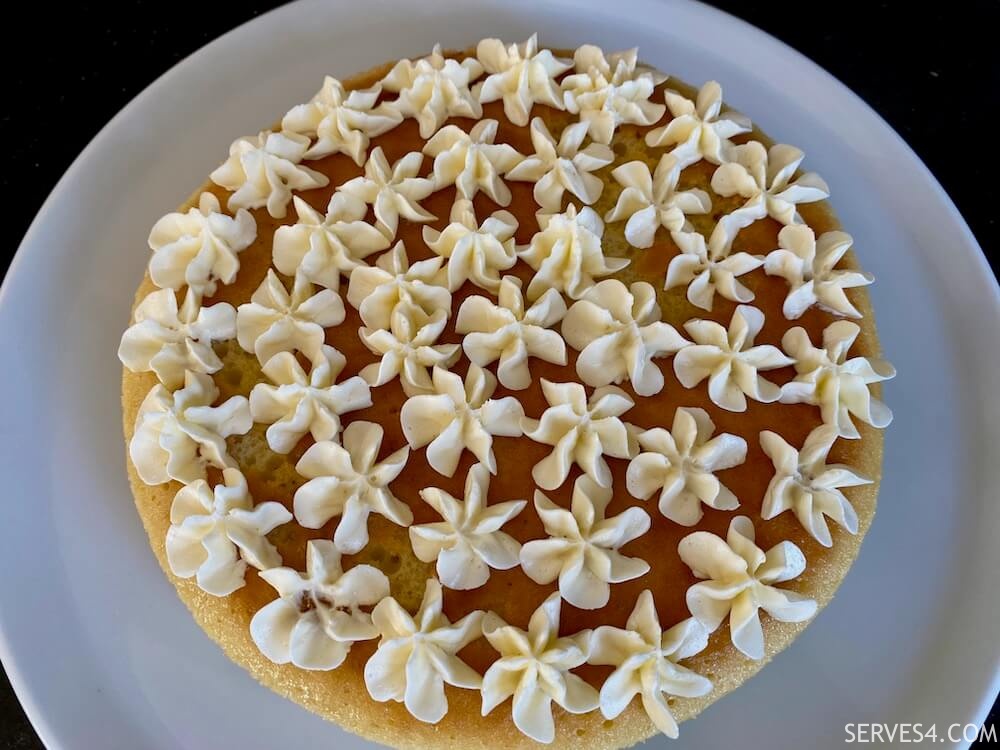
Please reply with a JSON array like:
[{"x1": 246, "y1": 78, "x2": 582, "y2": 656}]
[{"x1": 2, "y1": 2, "x2": 997, "y2": 747}]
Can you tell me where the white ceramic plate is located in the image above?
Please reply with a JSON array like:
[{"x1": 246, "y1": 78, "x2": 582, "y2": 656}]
[{"x1": 2, "y1": 1, "x2": 997, "y2": 748}]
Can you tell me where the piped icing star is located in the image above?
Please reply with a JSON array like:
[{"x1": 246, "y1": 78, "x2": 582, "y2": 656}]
[
  {"x1": 764, "y1": 225, "x2": 873, "y2": 320},
  {"x1": 130, "y1": 371, "x2": 252, "y2": 486},
  {"x1": 456, "y1": 276, "x2": 567, "y2": 391},
  {"x1": 561, "y1": 45, "x2": 666, "y2": 145},
  {"x1": 380, "y1": 44, "x2": 485, "y2": 139},
  {"x1": 422, "y1": 119, "x2": 524, "y2": 205},
  {"x1": 346, "y1": 241, "x2": 450, "y2": 330},
  {"x1": 604, "y1": 154, "x2": 712, "y2": 249},
  {"x1": 281, "y1": 76, "x2": 402, "y2": 164},
  {"x1": 409, "y1": 463, "x2": 526, "y2": 590},
  {"x1": 147, "y1": 192, "x2": 256, "y2": 297},
  {"x1": 119, "y1": 289, "x2": 236, "y2": 390},
  {"x1": 562, "y1": 279, "x2": 690, "y2": 397},
  {"x1": 505, "y1": 118, "x2": 614, "y2": 212},
  {"x1": 645, "y1": 81, "x2": 751, "y2": 167},
  {"x1": 474, "y1": 34, "x2": 572, "y2": 126},
  {"x1": 589, "y1": 592, "x2": 712, "y2": 738},
  {"x1": 236, "y1": 270, "x2": 345, "y2": 365},
  {"x1": 665, "y1": 225, "x2": 765, "y2": 311},
  {"x1": 335, "y1": 147, "x2": 436, "y2": 239},
  {"x1": 520, "y1": 475, "x2": 650, "y2": 610},
  {"x1": 522, "y1": 380, "x2": 639, "y2": 490},
  {"x1": 481, "y1": 593, "x2": 599, "y2": 744},
  {"x1": 400, "y1": 365, "x2": 525, "y2": 477},
  {"x1": 251, "y1": 539, "x2": 390, "y2": 670},
  {"x1": 678, "y1": 516, "x2": 817, "y2": 660},
  {"x1": 518, "y1": 204, "x2": 629, "y2": 301},
  {"x1": 760, "y1": 426, "x2": 871, "y2": 547},
  {"x1": 780, "y1": 321, "x2": 895, "y2": 438},
  {"x1": 210, "y1": 131, "x2": 329, "y2": 218},
  {"x1": 711, "y1": 141, "x2": 830, "y2": 226},
  {"x1": 673, "y1": 304, "x2": 794, "y2": 412},
  {"x1": 293, "y1": 421, "x2": 412, "y2": 554},
  {"x1": 272, "y1": 194, "x2": 391, "y2": 289},
  {"x1": 626, "y1": 407, "x2": 747, "y2": 526},
  {"x1": 422, "y1": 199, "x2": 518, "y2": 293},
  {"x1": 249, "y1": 345, "x2": 373, "y2": 454},
  {"x1": 165, "y1": 468, "x2": 291, "y2": 596},
  {"x1": 365, "y1": 579, "x2": 485, "y2": 724}
]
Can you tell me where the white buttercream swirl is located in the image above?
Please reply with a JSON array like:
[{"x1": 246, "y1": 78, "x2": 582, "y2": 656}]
[
  {"x1": 520, "y1": 475, "x2": 650, "y2": 609},
  {"x1": 423, "y1": 119, "x2": 523, "y2": 205},
  {"x1": 422, "y1": 199, "x2": 518, "y2": 293},
  {"x1": 166, "y1": 468, "x2": 291, "y2": 596},
  {"x1": 645, "y1": 81, "x2": 751, "y2": 167},
  {"x1": 665, "y1": 225, "x2": 764, "y2": 311},
  {"x1": 347, "y1": 241, "x2": 450, "y2": 330},
  {"x1": 678, "y1": 515, "x2": 817, "y2": 660},
  {"x1": 410, "y1": 463, "x2": 526, "y2": 590},
  {"x1": 475, "y1": 34, "x2": 572, "y2": 126}
]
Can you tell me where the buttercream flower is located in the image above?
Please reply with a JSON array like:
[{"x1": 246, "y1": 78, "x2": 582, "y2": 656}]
[
  {"x1": 626, "y1": 407, "x2": 747, "y2": 525},
  {"x1": 365, "y1": 579, "x2": 484, "y2": 723},
  {"x1": 780, "y1": 321, "x2": 895, "y2": 438},
  {"x1": 456, "y1": 276, "x2": 567, "y2": 390},
  {"x1": 400, "y1": 365, "x2": 525, "y2": 477},
  {"x1": 665, "y1": 225, "x2": 764, "y2": 311},
  {"x1": 760, "y1": 426, "x2": 870, "y2": 547},
  {"x1": 410, "y1": 463, "x2": 526, "y2": 590},
  {"x1": 589, "y1": 592, "x2": 712, "y2": 738},
  {"x1": 645, "y1": 81, "x2": 751, "y2": 167},
  {"x1": 678, "y1": 515, "x2": 817, "y2": 660},
  {"x1": 673, "y1": 304, "x2": 794, "y2": 412},
  {"x1": 166, "y1": 468, "x2": 291, "y2": 596},
  {"x1": 293, "y1": 421, "x2": 412, "y2": 554},
  {"x1": 481, "y1": 593, "x2": 598, "y2": 743},
  {"x1": 520, "y1": 475, "x2": 650, "y2": 609},
  {"x1": 422, "y1": 199, "x2": 518, "y2": 293},
  {"x1": 474, "y1": 34, "x2": 572, "y2": 126},
  {"x1": 210, "y1": 130, "x2": 328, "y2": 218},
  {"x1": 251, "y1": 539, "x2": 389, "y2": 670},
  {"x1": 422, "y1": 119, "x2": 523, "y2": 205}
]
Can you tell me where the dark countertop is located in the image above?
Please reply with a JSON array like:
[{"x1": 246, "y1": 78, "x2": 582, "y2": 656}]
[{"x1": 2, "y1": 2, "x2": 997, "y2": 747}]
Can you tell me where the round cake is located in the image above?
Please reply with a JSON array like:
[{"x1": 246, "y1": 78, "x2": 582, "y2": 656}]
[{"x1": 119, "y1": 36, "x2": 894, "y2": 749}]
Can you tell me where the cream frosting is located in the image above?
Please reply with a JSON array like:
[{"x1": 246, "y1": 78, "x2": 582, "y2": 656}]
[
  {"x1": 147, "y1": 191, "x2": 256, "y2": 297},
  {"x1": 626, "y1": 407, "x2": 747, "y2": 526},
  {"x1": 589, "y1": 591, "x2": 712, "y2": 738},
  {"x1": 561, "y1": 45, "x2": 666, "y2": 145},
  {"x1": 481, "y1": 593, "x2": 598, "y2": 744},
  {"x1": 165, "y1": 468, "x2": 291, "y2": 596},
  {"x1": 645, "y1": 81, "x2": 751, "y2": 167},
  {"x1": 604, "y1": 154, "x2": 712, "y2": 249},
  {"x1": 409, "y1": 463, "x2": 526, "y2": 590},
  {"x1": 505, "y1": 118, "x2": 614, "y2": 212},
  {"x1": 272, "y1": 194, "x2": 391, "y2": 290},
  {"x1": 118, "y1": 289, "x2": 236, "y2": 390},
  {"x1": 522, "y1": 380, "x2": 638, "y2": 490},
  {"x1": 423, "y1": 119, "x2": 523, "y2": 205},
  {"x1": 236, "y1": 270, "x2": 345, "y2": 365},
  {"x1": 210, "y1": 131, "x2": 329, "y2": 218},
  {"x1": 474, "y1": 34, "x2": 572, "y2": 126},
  {"x1": 293, "y1": 421, "x2": 412, "y2": 554},
  {"x1": 249, "y1": 345, "x2": 372, "y2": 454},
  {"x1": 129, "y1": 371, "x2": 251, "y2": 486},
  {"x1": 760, "y1": 426, "x2": 870, "y2": 547},
  {"x1": 251, "y1": 539, "x2": 389, "y2": 670},
  {"x1": 281, "y1": 76, "x2": 402, "y2": 164},
  {"x1": 380, "y1": 44, "x2": 484, "y2": 139},
  {"x1": 400, "y1": 365, "x2": 525, "y2": 477},
  {"x1": 335, "y1": 147, "x2": 436, "y2": 239},
  {"x1": 561, "y1": 279, "x2": 689, "y2": 397},
  {"x1": 678, "y1": 516, "x2": 817, "y2": 660},
  {"x1": 518, "y1": 205, "x2": 629, "y2": 301},
  {"x1": 520, "y1": 476, "x2": 650, "y2": 610},
  {"x1": 455, "y1": 276, "x2": 567, "y2": 391},
  {"x1": 674, "y1": 305, "x2": 794, "y2": 412},
  {"x1": 711, "y1": 141, "x2": 830, "y2": 226},
  {"x1": 422, "y1": 199, "x2": 518, "y2": 294},
  {"x1": 365, "y1": 579, "x2": 484, "y2": 724},
  {"x1": 665, "y1": 225, "x2": 764, "y2": 311},
  {"x1": 764, "y1": 225, "x2": 873, "y2": 319},
  {"x1": 780, "y1": 321, "x2": 895, "y2": 438}
]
